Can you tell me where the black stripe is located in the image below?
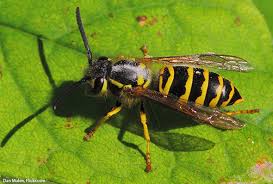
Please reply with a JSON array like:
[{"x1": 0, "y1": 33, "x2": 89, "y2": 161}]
[
  {"x1": 169, "y1": 67, "x2": 188, "y2": 97},
  {"x1": 217, "y1": 78, "x2": 232, "y2": 107},
  {"x1": 204, "y1": 72, "x2": 219, "y2": 106},
  {"x1": 161, "y1": 67, "x2": 170, "y2": 90},
  {"x1": 188, "y1": 68, "x2": 205, "y2": 102},
  {"x1": 228, "y1": 87, "x2": 242, "y2": 105},
  {"x1": 140, "y1": 101, "x2": 145, "y2": 113}
]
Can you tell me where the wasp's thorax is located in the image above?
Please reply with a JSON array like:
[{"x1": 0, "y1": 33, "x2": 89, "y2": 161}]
[{"x1": 108, "y1": 60, "x2": 151, "y2": 95}]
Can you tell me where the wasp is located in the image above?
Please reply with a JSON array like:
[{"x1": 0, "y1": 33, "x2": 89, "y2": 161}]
[{"x1": 53, "y1": 7, "x2": 259, "y2": 172}]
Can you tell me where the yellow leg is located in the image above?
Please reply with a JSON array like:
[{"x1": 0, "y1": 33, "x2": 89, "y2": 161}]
[
  {"x1": 226, "y1": 109, "x2": 259, "y2": 116},
  {"x1": 140, "y1": 102, "x2": 152, "y2": 172},
  {"x1": 84, "y1": 101, "x2": 122, "y2": 141}
]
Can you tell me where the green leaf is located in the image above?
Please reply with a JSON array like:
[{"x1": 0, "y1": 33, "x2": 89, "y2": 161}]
[
  {"x1": 253, "y1": 0, "x2": 273, "y2": 38},
  {"x1": 1, "y1": 1, "x2": 273, "y2": 183}
]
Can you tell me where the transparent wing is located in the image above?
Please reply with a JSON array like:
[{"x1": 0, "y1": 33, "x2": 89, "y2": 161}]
[
  {"x1": 136, "y1": 53, "x2": 253, "y2": 72},
  {"x1": 124, "y1": 87, "x2": 245, "y2": 130}
]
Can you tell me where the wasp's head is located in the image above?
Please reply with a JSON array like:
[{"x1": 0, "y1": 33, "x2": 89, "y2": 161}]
[
  {"x1": 84, "y1": 56, "x2": 112, "y2": 96},
  {"x1": 54, "y1": 8, "x2": 113, "y2": 110}
]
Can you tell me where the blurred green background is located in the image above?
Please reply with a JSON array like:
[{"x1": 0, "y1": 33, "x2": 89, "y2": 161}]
[{"x1": 0, "y1": 0, "x2": 272, "y2": 183}]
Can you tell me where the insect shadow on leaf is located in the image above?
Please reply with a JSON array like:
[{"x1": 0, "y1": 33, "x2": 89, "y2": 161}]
[{"x1": 37, "y1": 37, "x2": 57, "y2": 89}]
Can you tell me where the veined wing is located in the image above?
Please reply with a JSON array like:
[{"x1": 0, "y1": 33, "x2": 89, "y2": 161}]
[
  {"x1": 124, "y1": 87, "x2": 245, "y2": 130},
  {"x1": 136, "y1": 53, "x2": 253, "y2": 72}
]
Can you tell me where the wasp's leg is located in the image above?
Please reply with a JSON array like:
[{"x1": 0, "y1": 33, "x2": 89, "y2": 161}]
[
  {"x1": 84, "y1": 101, "x2": 122, "y2": 141},
  {"x1": 140, "y1": 101, "x2": 152, "y2": 172},
  {"x1": 140, "y1": 45, "x2": 150, "y2": 58},
  {"x1": 225, "y1": 109, "x2": 259, "y2": 116}
]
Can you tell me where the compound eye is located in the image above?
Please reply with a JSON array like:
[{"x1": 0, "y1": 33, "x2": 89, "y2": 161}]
[{"x1": 91, "y1": 77, "x2": 104, "y2": 94}]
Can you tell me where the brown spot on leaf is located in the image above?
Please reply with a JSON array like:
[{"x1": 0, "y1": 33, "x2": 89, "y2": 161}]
[
  {"x1": 157, "y1": 31, "x2": 162, "y2": 37},
  {"x1": 136, "y1": 15, "x2": 158, "y2": 27},
  {"x1": 64, "y1": 122, "x2": 73, "y2": 129},
  {"x1": 234, "y1": 16, "x2": 241, "y2": 26},
  {"x1": 37, "y1": 156, "x2": 47, "y2": 166},
  {"x1": 269, "y1": 138, "x2": 273, "y2": 145},
  {"x1": 218, "y1": 177, "x2": 228, "y2": 183},
  {"x1": 64, "y1": 118, "x2": 73, "y2": 129},
  {"x1": 136, "y1": 15, "x2": 148, "y2": 27},
  {"x1": 256, "y1": 157, "x2": 269, "y2": 166},
  {"x1": 108, "y1": 13, "x2": 114, "y2": 18},
  {"x1": 206, "y1": 157, "x2": 215, "y2": 164},
  {"x1": 64, "y1": 117, "x2": 74, "y2": 128}
]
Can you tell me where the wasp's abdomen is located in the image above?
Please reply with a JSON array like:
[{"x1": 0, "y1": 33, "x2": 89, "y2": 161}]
[
  {"x1": 109, "y1": 60, "x2": 151, "y2": 96},
  {"x1": 159, "y1": 66, "x2": 243, "y2": 107}
]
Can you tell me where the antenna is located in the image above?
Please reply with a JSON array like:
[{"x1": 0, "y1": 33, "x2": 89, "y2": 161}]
[{"x1": 76, "y1": 7, "x2": 93, "y2": 64}]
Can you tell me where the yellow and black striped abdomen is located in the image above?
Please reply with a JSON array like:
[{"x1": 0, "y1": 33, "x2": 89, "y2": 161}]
[{"x1": 158, "y1": 66, "x2": 243, "y2": 108}]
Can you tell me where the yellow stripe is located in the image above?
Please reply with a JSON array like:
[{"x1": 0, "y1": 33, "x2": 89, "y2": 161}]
[
  {"x1": 162, "y1": 66, "x2": 174, "y2": 96},
  {"x1": 179, "y1": 67, "x2": 194, "y2": 101},
  {"x1": 233, "y1": 98, "x2": 244, "y2": 105},
  {"x1": 109, "y1": 78, "x2": 124, "y2": 88},
  {"x1": 143, "y1": 79, "x2": 151, "y2": 88},
  {"x1": 140, "y1": 112, "x2": 147, "y2": 124},
  {"x1": 221, "y1": 82, "x2": 234, "y2": 107},
  {"x1": 99, "y1": 79, "x2": 108, "y2": 95},
  {"x1": 123, "y1": 84, "x2": 132, "y2": 89},
  {"x1": 159, "y1": 67, "x2": 165, "y2": 93},
  {"x1": 107, "y1": 106, "x2": 122, "y2": 117},
  {"x1": 137, "y1": 75, "x2": 145, "y2": 86},
  {"x1": 209, "y1": 76, "x2": 224, "y2": 107},
  {"x1": 195, "y1": 69, "x2": 209, "y2": 105},
  {"x1": 139, "y1": 63, "x2": 146, "y2": 69}
]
